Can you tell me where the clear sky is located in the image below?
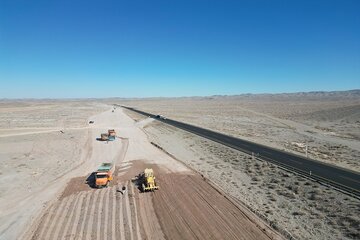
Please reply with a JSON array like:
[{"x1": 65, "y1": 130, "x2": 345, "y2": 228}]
[{"x1": 0, "y1": 0, "x2": 359, "y2": 98}]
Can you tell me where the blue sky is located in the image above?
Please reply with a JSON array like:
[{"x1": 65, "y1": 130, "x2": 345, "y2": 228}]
[{"x1": 0, "y1": 0, "x2": 359, "y2": 98}]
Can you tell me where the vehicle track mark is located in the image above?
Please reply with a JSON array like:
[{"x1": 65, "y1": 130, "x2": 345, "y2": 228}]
[
  {"x1": 57, "y1": 194, "x2": 78, "y2": 239},
  {"x1": 118, "y1": 183, "x2": 125, "y2": 240},
  {"x1": 44, "y1": 197, "x2": 67, "y2": 240},
  {"x1": 35, "y1": 204, "x2": 58, "y2": 239},
  {"x1": 86, "y1": 189, "x2": 100, "y2": 240},
  {"x1": 69, "y1": 192, "x2": 85, "y2": 238},
  {"x1": 131, "y1": 183, "x2": 142, "y2": 240},
  {"x1": 103, "y1": 187, "x2": 111, "y2": 240},
  {"x1": 61, "y1": 192, "x2": 83, "y2": 239},
  {"x1": 78, "y1": 191, "x2": 92, "y2": 239},
  {"x1": 51, "y1": 195, "x2": 73, "y2": 239},
  {"x1": 96, "y1": 188, "x2": 106, "y2": 240},
  {"x1": 111, "y1": 187, "x2": 117, "y2": 240},
  {"x1": 124, "y1": 181, "x2": 134, "y2": 240}
]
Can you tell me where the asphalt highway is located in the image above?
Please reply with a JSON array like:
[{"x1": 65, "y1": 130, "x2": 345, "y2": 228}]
[{"x1": 120, "y1": 106, "x2": 360, "y2": 197}]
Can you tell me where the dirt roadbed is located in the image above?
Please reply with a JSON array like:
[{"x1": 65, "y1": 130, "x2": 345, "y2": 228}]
[
  {"x1": 153, "y1": 171, "x2": 279, "y2": 240},
  {"x1": 26, "y1": 161, "x2": 282, "y2": 240}
]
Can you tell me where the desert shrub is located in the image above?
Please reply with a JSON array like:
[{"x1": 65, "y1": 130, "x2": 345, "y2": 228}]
[
  {"x1": 282, "y1": 172, "x2": 290, "y2": 177},
  {"x1": 292, "y1": 211, "x2": 305, "y2": 216},
  {"x1": 309, "y1": 192, "x2": 320, "y2": 201},
  {"x1": 269, "y1": 196, "x2": 277, "y2": 202},
  {"x1": 270, "y1": 178, "x2": 279, "y2": 184},
  {"x1": 252, "y1": 176, "x2": 260, "y2": 181}
]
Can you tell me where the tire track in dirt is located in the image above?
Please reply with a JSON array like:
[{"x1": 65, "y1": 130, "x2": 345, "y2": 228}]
[
  {"x1": 96, "y1": 188, "x2": 107, "y2": 240},
  {"x1": 186, "y1": 176, "x2": 245, "y2": 237},
  {"x1": 34, "y1": 204, "x2": 58, "y2": 240},
  {"x1": 29, "y1": 168, "x2": 280, "y2": 240},
  {"x1": 51, "y1": 195, "x2": 74, "y2": 239},
  {"x1": 178, "y1": 176, "x2": 232, "y2": 238},
  {"x1": 77, "y1": 191, "x2": 93, "y2": 239},
  {"x1": 82, "y1": 190, "x2": 96, "y2": 239},
  {"x1": 59, "y1": 195, "x2": 78, "y2": 239},
  {"x1": 111, "y1": 187, "x2": 117, "y2": 240},
  {"x1": 153, "y1": 173, "x2": 276, "y2": 240},
  {"x1": 61, "y1": 192, "x2": 83, "y2": 239},
  {"x1": 117, "y1": 183, "x2": 125, "y2": 240},
  {"x1": 137, "y1": 190, "x2": 166, "y2": 240},
  {"x1": 154, "y1": 175, "x2": 195, "y2": 239},
  {"x1": 131, "y1": 183, "x2": 142, "y2": 240},
  {"x1": 69, "y1": 192, "x2": 86, "y2": 239},
  {"x1": 129, "y1": 184, "x2": 138, "y2": 239},
  {"x1": 103, "y1": 187, "x2": 111, "y2": 240},
  {"x1": 45, "y1": 197, "x2": 68, "y2": 240},
  {"x1": 124, "y1": 181, "x2": 134, "y2": 240},
  {"x1": 86, "y1": 189, "x2": 100, "y2": 240}
]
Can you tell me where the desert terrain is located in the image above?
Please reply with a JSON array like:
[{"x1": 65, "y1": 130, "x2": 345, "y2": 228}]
[
  {"x1": 117, "y1": 90, "x2": 360, "y2": 172},
  {"x1": 116, "y1": 90, "x2": 360, "y2": 240},
  {"x1": 0, "y1": 100, "x2": 281, "y2": 240}
]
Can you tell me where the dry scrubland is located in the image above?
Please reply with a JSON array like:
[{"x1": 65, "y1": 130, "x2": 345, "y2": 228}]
[
  {"x1": 118, "y1": 90, "x2": 360, "y2": 172},
  {"x1": 0, "y1": 100, "x2": 108, "y2": 239}
]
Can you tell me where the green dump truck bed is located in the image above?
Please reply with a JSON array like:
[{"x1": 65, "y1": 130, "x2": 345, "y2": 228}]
[{"x1": 97, "y1": 163, "x2": 113, "y2": 172}]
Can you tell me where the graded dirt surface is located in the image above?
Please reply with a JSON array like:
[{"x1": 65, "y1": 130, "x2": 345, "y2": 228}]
[
  {"x1": 152, "y1": 172, "x2": 277, "y2": 240},
  {"x1": 1, "y1": 101, "x2": 281, "y2": 240},
  {"x1": 28, "y1": 163, "x2": 278, "y2": 240}
]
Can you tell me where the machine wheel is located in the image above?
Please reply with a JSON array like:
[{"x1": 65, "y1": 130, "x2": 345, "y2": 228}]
[
  {"x1": 142, "y1": 183, "x2": 146, "y2": 192},
  {"x1": 105, "y1": 181, "x2": 109, "y2": 188}
]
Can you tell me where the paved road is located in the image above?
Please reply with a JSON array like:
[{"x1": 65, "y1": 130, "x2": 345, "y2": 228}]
[{"x1": 120, "y1": 106, "x2": 360, "y2": 197}]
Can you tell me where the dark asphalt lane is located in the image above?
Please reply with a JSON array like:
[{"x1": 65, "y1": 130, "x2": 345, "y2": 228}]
[{"x1": 120, "y1": 106, "x2": 360, "y2": 196}]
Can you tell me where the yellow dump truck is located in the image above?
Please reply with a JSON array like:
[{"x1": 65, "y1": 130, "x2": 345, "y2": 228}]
[
  {"x1": 95, "y1": 163, "x2": 114, "y2": 188},
  {"x1": 140, "y1": 168, "x2": 159, "y2": 192},
  {"x1": 100, "y1": 129, "x2": 116, "y2": 141}
]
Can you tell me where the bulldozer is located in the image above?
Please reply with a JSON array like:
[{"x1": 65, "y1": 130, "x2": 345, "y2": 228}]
[{"x1": 139, "y1": 168, "x2": 159, "y2": 192}]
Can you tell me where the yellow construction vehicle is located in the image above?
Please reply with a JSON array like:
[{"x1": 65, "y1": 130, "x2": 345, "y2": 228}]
[{"x1": 140, "y1": 168, "x2": 159, "y2": 192}]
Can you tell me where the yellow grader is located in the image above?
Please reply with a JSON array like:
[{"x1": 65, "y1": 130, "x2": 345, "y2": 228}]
[{"x1": 139, "y1": 168, "x2": 159, "y2": 192}]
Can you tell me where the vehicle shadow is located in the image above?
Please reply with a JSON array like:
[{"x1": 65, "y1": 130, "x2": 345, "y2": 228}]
[
  {"x1": 86, "y1": 172, "x2": 97, "y2": 188},
  {"x1": 132, "y1": 174, "x2": 145, "y2": 192}
]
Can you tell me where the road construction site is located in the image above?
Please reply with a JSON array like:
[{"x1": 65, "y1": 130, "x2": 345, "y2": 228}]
[
  {"x1": 2, "y1": 103, "x2": 281, "y2": 240},
  {"x1": 29, "y1": 162, "x2": 279, "y2": 240}
]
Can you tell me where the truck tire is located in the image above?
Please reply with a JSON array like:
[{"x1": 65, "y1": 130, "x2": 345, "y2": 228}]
[
  {"x1": 105, "y1": 181, "x2": 109, "y2": 188},
  {"x1": 142, "y1": 183, "x2": 146, "y2": 192}
]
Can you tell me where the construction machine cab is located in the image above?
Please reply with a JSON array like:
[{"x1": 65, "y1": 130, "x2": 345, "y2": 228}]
[{"x1": 141, "y1": 168, "x2": 159, "y2": 192}]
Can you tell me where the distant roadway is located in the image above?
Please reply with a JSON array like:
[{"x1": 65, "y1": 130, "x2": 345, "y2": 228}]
[{"x1": 120, "y1": 105, "x2": 360, "y2": 197}]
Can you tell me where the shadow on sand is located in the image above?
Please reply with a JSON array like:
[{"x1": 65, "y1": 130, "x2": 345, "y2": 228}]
[{"x1": 86, "y1": 172, "x2": 97, "y2": 188}]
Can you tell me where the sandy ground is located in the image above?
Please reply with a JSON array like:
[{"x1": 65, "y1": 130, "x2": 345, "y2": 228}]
[
  {"x1": 124, "y1": 110, "x2": 360, "y2": 240},
  {"x1": 116, "y1": 90, "x2": 360, "y2": 172},
  {"x1": 0, "y1": 100, "x2": 281, "y2": 240},
  {"x1": 0, "y1": 101, "x2": 109, "y2": 240}
]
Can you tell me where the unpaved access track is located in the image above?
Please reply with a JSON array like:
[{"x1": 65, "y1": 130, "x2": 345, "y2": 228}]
[{"x1": 22, "y1": 108, "x2": 282, "y2": 240}]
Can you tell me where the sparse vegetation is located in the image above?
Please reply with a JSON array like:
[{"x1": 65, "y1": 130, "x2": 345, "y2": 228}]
[{"x1": 144, "y1": 121, "x2": 360, "y2": 240}]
